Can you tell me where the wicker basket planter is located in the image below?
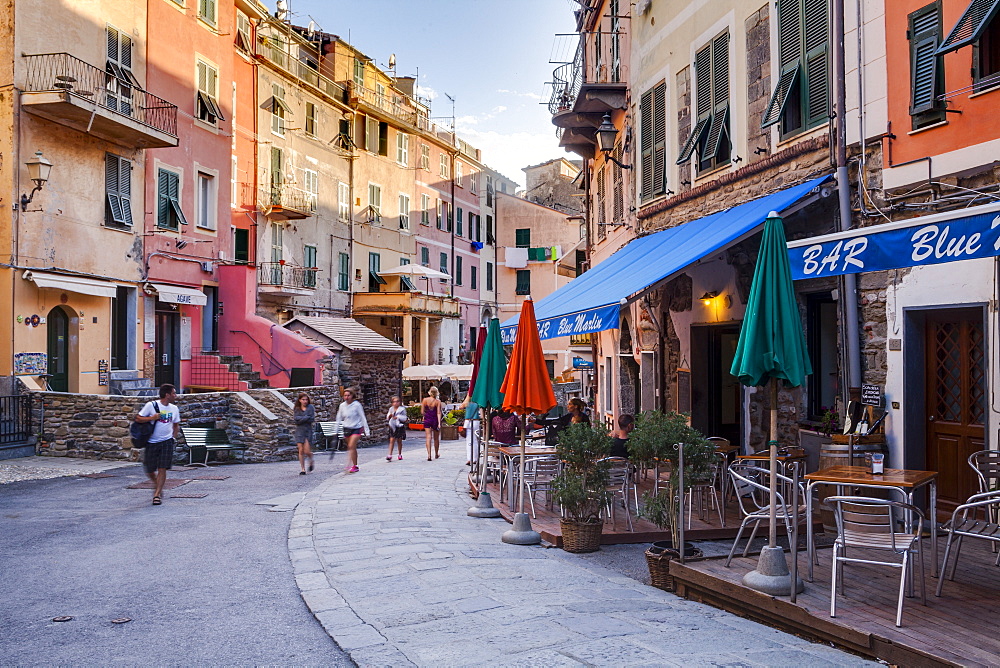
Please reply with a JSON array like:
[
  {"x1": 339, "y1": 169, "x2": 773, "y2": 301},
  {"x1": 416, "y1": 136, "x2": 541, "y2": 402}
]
[
  {"x1": 645, "y1": 541, "x2": 703, "y2": 592},
  {"x1": 559, "y1": 519, "x2": 603, "y2": 553}
]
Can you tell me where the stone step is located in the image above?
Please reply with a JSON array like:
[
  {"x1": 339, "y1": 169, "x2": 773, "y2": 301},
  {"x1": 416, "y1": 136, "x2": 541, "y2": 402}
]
[
  {"x1": 109, "y1": 369, "x2": 141, "y2": 380},
  {"x1": 216, "y1": 355, "x2": 242, "y2": 365},
  {"x1": 245, "y1": 380, "x2": 270, "y2": 389},
  {"x1": 228, "y1": 362, "x2": 253, "y2": 373},
  {"x1": 237, "y1": 371, "x2": 260, "y2": 381}
]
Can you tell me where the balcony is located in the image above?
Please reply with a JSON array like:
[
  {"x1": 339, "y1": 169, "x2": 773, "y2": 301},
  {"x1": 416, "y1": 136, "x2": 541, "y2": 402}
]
[
  {"x1": 569, "y1": 333, "x2": 593, "y2": 347},
  {"x1": 259, "y1": 186, "x2": 315, "y2": 220},
  {"x1": 352, "y1": 291, "x2": 460, "y2": 318},
  {"x1": 21, "y1": 53, "x2": 178, "y2": 148},
  {"x1": 548, "y1": 41, "x2": 627, "y2": 157},
  {"x1": 258, "y1": 35, "x2": 347, "y2": 103},
  {"x1": 257, "y1": 262, "x2": 317, "y2": 296}
]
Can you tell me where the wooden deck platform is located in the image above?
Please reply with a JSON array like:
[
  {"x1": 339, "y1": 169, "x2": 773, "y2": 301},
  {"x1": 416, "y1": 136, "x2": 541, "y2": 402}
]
[{"x1": 670, "y1": 540, "x2": 1000, "y2": 667}]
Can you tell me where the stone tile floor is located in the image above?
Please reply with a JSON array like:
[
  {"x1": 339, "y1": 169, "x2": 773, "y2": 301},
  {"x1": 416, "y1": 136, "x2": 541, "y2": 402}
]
[{"x1": 0, "y1": 455, "x2": 137, "y2": 484}]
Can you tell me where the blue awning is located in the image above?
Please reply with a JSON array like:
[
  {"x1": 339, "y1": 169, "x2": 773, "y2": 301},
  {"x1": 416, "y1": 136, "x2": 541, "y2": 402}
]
[{"x1": 501, "y1": 175, "x2": 832, "y2": 342}]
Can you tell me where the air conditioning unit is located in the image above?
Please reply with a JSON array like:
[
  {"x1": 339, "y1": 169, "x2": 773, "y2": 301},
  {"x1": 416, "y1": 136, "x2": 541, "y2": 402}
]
[
  {"x1": 218, "y1": 250, "x2": 227, "y2": 261},
  {"x1": 200, "y1": 261, "x2": 214, "y2": 272}
]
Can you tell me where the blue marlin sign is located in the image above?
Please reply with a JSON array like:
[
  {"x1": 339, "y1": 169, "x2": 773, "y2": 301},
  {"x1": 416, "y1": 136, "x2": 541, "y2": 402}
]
[
  {"x1": 788, "y1": 205, "x2": 1000, "y2": 279},
  {"x1": 500, "y1": 303, "x2": 619, "y2": 344}
]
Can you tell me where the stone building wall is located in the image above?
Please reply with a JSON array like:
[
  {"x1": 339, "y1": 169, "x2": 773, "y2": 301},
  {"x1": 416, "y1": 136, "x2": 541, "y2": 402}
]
[
  {"x1": 745, "y1": 4, "x2": 771, "y2": 163},
  {"x1": 522, "y1": 159, "x2": 583, "y2": 215},
  {"x1": 676, "y1": 66, "x2": 691, "y2": 195},
  {"x1": 335, "y1": 349, "x2": 405, "y2": 444}
]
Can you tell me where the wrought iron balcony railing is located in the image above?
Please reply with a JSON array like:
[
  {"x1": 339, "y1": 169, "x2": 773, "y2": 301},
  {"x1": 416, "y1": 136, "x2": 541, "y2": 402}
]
[
  {"x1": 22, "y1": 53, "x2": 178, "y2": 137},
  {"x1": 258, "y1": 262, "x2": 317, "y2": 289},
  {"x1": 259, "y1": 186, "x2": 316, "y2": 214},
  {"x1": 547, "y1": 38, "x2": 628, "y2": 116}
]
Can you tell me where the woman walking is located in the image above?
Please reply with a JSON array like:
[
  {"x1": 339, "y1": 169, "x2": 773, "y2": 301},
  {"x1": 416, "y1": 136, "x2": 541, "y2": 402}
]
[
  {"x1": 421, "y1": 386, "x2": 443, "y2": 461},
  {"x1": 293, "y1": 392, "x2": 316, "y2": 475},
  {"x1": 336, "y1": 388, "x2": 370, "y2": 473},
  {"x1": 386, "y1": 396, "x2": 407, "y2": 461}
]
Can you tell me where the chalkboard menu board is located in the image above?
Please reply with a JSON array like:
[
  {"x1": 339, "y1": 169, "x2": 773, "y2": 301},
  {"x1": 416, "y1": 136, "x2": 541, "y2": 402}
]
[
  {"x1": 861, "y1": 384, "x2": 881, "y2": 406},
  {"x1": 676, "y1": 368, "x2": 691, "y2": 414}
]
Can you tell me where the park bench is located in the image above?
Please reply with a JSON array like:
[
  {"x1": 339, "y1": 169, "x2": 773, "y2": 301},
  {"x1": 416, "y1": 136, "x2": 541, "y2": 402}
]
[
  {"x1": 180, "y1": 426, "x2": 248, "y2": 467},
  {"x1": 317, "y1": 421, "x2": 344, "y2": 451}
]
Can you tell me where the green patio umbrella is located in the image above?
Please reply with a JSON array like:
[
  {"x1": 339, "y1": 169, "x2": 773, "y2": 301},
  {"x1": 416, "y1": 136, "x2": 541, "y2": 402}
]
[
  {"x1": 470, "y1": 318, "x2": 507, "y2": 495},
  {"x1": 730, "y1": 211, "x2": 811, "y2": 595}
]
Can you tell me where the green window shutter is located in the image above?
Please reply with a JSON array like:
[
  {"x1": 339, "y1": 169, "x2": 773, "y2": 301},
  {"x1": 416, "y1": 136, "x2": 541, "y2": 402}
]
[
  {"x1": 270, "y1": 147, "x2": 282, "y2": 188},
  {"x1": 440, "y1": 252, "x2": 448, "y2": 274},
  {"x1": 651, "y1": 82, "x2": 666, "y2": 195},
  {"x1": 515, "y1": 229, "x2": 530, "y2": 247},
  {"x1": 118, "y1": 157, "x2": 132, "y2": 226},
  {"x1": 761, "y1": 64, "x2": 800, "y2": 128},
  {"x1": 456, "y1": 256, "x2": 463, "y2": 285},
  {"x1": 679, "y1": 47, "x2": 713, "y2": 164},
  {"x1": 338, "y1": 252, "x2": 350, "y2": 290},
  {"x1": 234, "y1": 228, "x2": 250, "y2": 264},
  {"x1": 910, "y1": 6, "x2": 943, "y2": 113},
  {"x1": 762, "y1": 0, "x2": 804, "y2": 128},
  {"x1": 421, "y1": 246, "x2": 429, "y2": 266},
  {"x1": 515, "y1": 270, "x2": 531, "y2": 295},
  {"x1": 456, "y1": 207, "x2": 463, "y2": 236},
  {"x1": 105, "y1": 154, "x2": 124, "y2": 225},
  {"x1": 677, "y1": 117, "x2": 710, "y2": 163},
  {"x1": 937, "y1": 0, "x2": 1000, "y2": 55},
  {"x1": 703, "y1": 33, "x2": 731, "y2": 162},
  {"x1": 803, "y1": 0, "x2": 830, "y2": 127},
  {"x1": 486, "y1": 262, "x2": 493, "y2": 291},
  {"x1": 639, "y1": 88, "x2": 653, "y2": 199},
  {"x1": 157, "y1": 168, "x2": 171, "y2": 228},
  {"x1": 366, "y1": 117, "x2": 378, "y2": 153}
]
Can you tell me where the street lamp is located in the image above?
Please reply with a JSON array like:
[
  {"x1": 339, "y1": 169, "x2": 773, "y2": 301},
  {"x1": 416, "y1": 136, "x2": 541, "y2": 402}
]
[
  {"x1": 595, "y1": 113, "x2": 631, "y2": 169},
  {"x1": 21, "y1": 150, "x2": 53, "y2": 209}
]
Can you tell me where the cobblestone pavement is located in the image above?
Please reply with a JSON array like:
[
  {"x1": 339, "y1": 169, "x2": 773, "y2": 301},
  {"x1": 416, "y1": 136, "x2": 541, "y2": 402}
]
[
  {"x1": 291, "y1": 439, "x2": 874, "y2": 667},
  {"x1": 0, "y1": 455, "x2": 138, "y2": 484}
]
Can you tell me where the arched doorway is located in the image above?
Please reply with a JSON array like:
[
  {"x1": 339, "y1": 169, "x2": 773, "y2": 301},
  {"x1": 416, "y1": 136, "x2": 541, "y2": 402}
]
[{"x1": 46, "y1": 306, "x2": 71, "y2": 392}]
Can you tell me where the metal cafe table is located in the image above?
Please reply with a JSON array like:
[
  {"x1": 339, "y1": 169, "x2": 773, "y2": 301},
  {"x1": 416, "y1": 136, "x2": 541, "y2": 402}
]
[
  {"x1": 804, "y1": 465, "x2": 938, "y2": 580},
  {"x1": 499, "y1": 445, "x2": 558, "y2": 511}
]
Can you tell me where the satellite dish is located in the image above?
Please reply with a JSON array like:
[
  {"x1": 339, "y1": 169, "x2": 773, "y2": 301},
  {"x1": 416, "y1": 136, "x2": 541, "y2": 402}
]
[
  {"x1": 275, "y1": 0, "x2": 288, "y2": 20},
  {"x1": 306, "y1": 20, "x2": 317, "y2": 38},
  {"x1": 388, "y1": 53, "x2": 396, "y2": 71}
]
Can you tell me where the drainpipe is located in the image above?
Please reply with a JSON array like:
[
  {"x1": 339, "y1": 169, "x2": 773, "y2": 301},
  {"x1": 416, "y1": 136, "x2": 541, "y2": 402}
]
[
  {"x1": 584, "y1": 159, "x2": 598, "y2": 406},
  {"x1": 833, "y1": 0, "x2": 862, "y2": 398}
]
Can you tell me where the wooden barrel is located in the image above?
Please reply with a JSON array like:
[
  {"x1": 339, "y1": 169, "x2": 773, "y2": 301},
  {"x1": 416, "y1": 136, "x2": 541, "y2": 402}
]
[{"x1": 817, "y1": 441, "x2": 889, "y2": 531}]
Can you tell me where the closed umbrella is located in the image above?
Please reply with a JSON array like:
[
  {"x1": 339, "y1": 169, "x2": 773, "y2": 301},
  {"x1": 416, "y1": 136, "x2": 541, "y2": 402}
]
[
  {"x1": 730, "y1": 211, "x2": 811, "y2": 596},
  {"x1": 467, "y1": 326, "x2": 488, "y2": 399},
  {"x1": 471, "y1": 319, "x2": 508, "y2": 491},
  {"x1": 500, "y1": 300, "x2": 556, "y2": 545}
]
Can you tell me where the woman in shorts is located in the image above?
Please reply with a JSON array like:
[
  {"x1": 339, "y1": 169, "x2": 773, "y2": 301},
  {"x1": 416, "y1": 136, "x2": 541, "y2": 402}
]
[
  {"x1": 336, "y1": 388, "x2": 370, "y2": 473},
  {"x1": 386, "y1": 395, "x2": 407, "y2": 461},
  {"x1": 421, "y1": 386, "x2": 443, "y2": 461}
]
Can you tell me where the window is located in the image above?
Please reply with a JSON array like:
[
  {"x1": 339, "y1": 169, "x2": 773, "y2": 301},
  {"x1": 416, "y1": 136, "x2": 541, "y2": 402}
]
[
  {"x1": 368, "y1": 183, "x2": 382, "y2": 222},
  {"x1": 440, "y1": 153, "x2": 450, "y2": 178},
  {"x1": 486, "y1": 176, "x2": 494, "y2": 207},
  {"x1": 436, "y1": 199, "x2": 443, "y2": 229},
  {"x1": 303, "y1": 169, "x2": 318, "y2": 212},
  {"x1": 762, "y1": 0, "x2": 829, "y2": 135},
  {"x1": 515, "y1": 270, "x2": 531, "y2": 295},
  {"x1": 938, "y1": 0, "x2": 1000, "y2": 91},
  {"x1": 398, "y1": 193, "x2": 410, "y2": 229},
  {"x1": 456, "y1": 256, "x2": 463, "y2": 285},
  {"x1": 398, "y1": 258, "x2": 416, "y2": 290},
  {"x1": 470, "y1": 170, "x2": 478, "y2": 194},
  {"x1": 486, "y1": 215, "x2": 495, "y2": 244},
  {"x1": 198, "y1": 0, "x2": 217, "y2": 25},
  {"x1": 235, "y1": 11, "x2": 252, "y2": 51},
  {"x1": 364, "y1": 116, "x2": 378, "y2": 153},
  {"x1": 270, "y1": 146, "x2": 283, "y2": 194},
  {"x1": 806, "y1": 293, "x2": 839, "y2": 420},
  {"x1": 353, "y1": 58, "x2": 365, "y2": 87},
  {"x1": 197, "y1": 172, "x2": 215, "y2": 229},
  {"x1": 271, "y1": 222, "x2": 283, "y2": 262},
  {"x1": 420, "y1": 144, "x2": 430, "y2": 170},
  {"x1": 197, "y1": 60, "x2": 225, "y2": 125},
  {"x1": 304, "y1": 245, "x2": 317, "y2": 287},
  {"x1": 421, "y1": 194, "x2": 431, "y2": 225},
  {"x1": 440, "y1": 252, "x2": 449, "y2": 275},
  {"x1": 375, "y1": 81, "x2": 385, "y2": 102},
  {"x1": 305, "y1": 102, "x2": 317, "y2": 136},
  {"x1": 338, "y1": 182, "x2": 350, "y2": 221},
  {"x1": 455, "y1": 161, "x2": 463, "y2": 187},
  {"x1": 610, "y1": 0, "x2": 621, "y2": 81},
  {"x1": 234, "y1": 228, "x2": 250, "y2": 264},
  {"x1": 396, "y1": 132, "x2": 409, "y2": 166},
  {"x1": 471, "y1": 265, "x2": 478, "y2": 290},
  {"x1": 420, "y1": 246, "x2": 430, "y2": 266},
  {"x1": 369, "y1": 252, "x2": 386, "y2": 292},
  {"x1": 486, "y1": 262, "x2": 494, "y2": 291},
  {"x1": 378, "y1": 121, "x2": 389, "y2": 156},
  {"x1": 978, "y1": 9, "x2": 1000, "y2": 89},
  {"x1": 456, "y1": 207, "x2": 463, "y2": 236},
  {"x1": 515, "y1": 228, "x2": 531, "y2": 248},
  {"x1": 271, "y1": 83, "x2": 287, "y2": 134},
  {"x1": 909, "y1": 4, "x2": 946, "y2": 128},
  {"x1": 105, "y1": 25, "x2": 136, "y2": 116},
  {"x1": 156, "y1": 167, "x2": 183, "y2": 230},
  {"x1": 105, "y1": 153, "x2": 133, "y2": 228},
  {"x1": 640, "y1": 83, "x2": 667, "y2": 200},
  {"x1": 678, "y1": 33, "x2": 731, "y2": 172},
  {"x1": 338, "y1": 252, "x2": 350, "y2": 291}
]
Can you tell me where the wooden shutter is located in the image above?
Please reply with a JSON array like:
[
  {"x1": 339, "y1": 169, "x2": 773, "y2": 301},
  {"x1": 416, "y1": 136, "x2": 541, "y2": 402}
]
[
  {"x1": 270, "y1": 147, "x2": 282, "y2": 189},
  {"x1": 366, "y1": 116, "x2": 378, "y2": 153},
  {"x1": 703, "y1": 33, "x2": 731, "y2": 162},
  {"x1": 596, "y1": 165, "x2": 606, "y2": 235},
  {"x1": 516, "y1": 228, "x2": 530, "y2": 247},
  {"x1": 234, "y1": 228, "x2": 250, "y2": 264},
  {"x1": 456, "y1": 256, "x2": 463, "y2": 285},
  {"x1": 910, "y1": 6, "x2": 943, "y2": 113},
  {"x1": 651, "y1": 82, "x2": 666, "y2": 195},
  {"x1": 762, "y1": 0, "x2": 804, "y2": 128},
  {"x1": 107, "y1": 26, "x2": 119, "y2": 63},
  {"x1": 613, "y1": 145, "x2": 624, "y2": 222},
  {"x1": 803, "y1": 0, "x2": 830, "y2": 127},
  {"x1": 157, "y1": 169, "x2": 171, "y2": 227},
  {"x1": 105, "y1": 154, "x2": 124, "y2": 225},
  {"x1": 938, "y1": 0, "x2": 1000, "y2": 54},
  {"x1": 678, "y1": 48, "x2": 713, "y2": 163},
  {"x1": 639, "y1": 88, "x2": 653, "y2": 199}
]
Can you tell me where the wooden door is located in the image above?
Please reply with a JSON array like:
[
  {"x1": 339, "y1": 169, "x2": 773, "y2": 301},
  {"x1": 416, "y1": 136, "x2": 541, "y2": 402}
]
[
  {"x1": 925, "y1": 310, "x2": 986, "y2": 511},
  {"x1": 691, "y1": 324, "x2": 743, "y2": 445},
  {"x1": 46, "y1": 307, "x2": 69, "y2": 392}
]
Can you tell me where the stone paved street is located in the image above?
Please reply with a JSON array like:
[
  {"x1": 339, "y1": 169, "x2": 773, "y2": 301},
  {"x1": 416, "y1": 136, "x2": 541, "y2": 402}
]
[{"x1": 292, "y1": 439, "x2": 874, "y2": 666}]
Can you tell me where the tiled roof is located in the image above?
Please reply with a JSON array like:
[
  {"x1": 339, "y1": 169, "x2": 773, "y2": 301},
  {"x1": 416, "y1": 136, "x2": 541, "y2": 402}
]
[{"x1": 285, "y1": 317, "x2": 407, "y2": 354}]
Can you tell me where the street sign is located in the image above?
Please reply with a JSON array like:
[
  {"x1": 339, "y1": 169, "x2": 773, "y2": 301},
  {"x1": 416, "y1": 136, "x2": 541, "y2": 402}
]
[
  {"x1": 861, "y1": 384, "x2": 882, "y2": 406},
  {"x1": 572, "y1": 357, "x2": 594, "y2": 369}
]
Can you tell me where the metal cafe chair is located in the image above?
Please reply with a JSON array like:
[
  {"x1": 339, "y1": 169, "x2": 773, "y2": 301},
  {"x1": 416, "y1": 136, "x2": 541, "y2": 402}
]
[
  {"x1": 521, "y1": 454, "x2": 561, "y2": 518},
  {"x1": 599, "y1": 457, "x2": 635, "y2": 531},
  {"x1": 936, "y1": 489, "x2": 1000, "y2": 597},
  {"x1": 827, "y1": 496, "x2": 925, "y2": 627},
  {"x1": 725, "y1": 463, "x2": 806, "y2": 567},
  {"x1": 687, "y1": 452, "x2": 726, "y2": 529},
  {"x1": 969, "y1": 450, "x2": 1000, "y2": 534}
]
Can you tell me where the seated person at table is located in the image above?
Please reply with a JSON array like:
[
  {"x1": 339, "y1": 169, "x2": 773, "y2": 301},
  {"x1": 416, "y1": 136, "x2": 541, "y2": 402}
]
[
  {"x1": 610, "y1": 414, "x2": 634, "y2": 458},
  {"x1": 556, "y1": 398, "x2": 590, "y2": 429},
  {"x1": 491, "y1": 408, "x2": 520, "y2": 445}
]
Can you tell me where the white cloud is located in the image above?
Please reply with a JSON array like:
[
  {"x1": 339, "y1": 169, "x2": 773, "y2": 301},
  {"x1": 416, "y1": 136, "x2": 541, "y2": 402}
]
[
  {"x1": 497, "y1": 88, "x2": 543, "y2": 101},
  {"x1": 491, "y1": 105, "x2": 507, "y2": 114},
  {"x1": 416, "y1": 84, "x2": 438, "y2": 101}
]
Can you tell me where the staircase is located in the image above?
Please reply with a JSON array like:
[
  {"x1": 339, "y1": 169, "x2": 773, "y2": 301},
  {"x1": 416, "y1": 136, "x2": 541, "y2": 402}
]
[
  {"x1": 110, "y1": 370, "x2": 156, "y2": 397},
  {"x1": 193, "y1": 350, "x2": 271, "y2": 391}
]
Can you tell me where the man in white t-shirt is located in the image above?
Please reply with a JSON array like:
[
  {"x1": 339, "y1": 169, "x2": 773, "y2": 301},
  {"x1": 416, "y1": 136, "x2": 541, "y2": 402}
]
[{"x1": 134, "y1": 384, "x2": 181, "y2": 506}]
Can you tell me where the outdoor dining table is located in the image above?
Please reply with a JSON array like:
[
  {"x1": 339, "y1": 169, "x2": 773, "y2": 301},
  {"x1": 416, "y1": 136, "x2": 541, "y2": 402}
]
[
  {"x1": 498, "y1": 445, "x2": 558, "y2": 512},
  {"x1": 804, "y1": 465, "x2": 938, "y2": 581}
]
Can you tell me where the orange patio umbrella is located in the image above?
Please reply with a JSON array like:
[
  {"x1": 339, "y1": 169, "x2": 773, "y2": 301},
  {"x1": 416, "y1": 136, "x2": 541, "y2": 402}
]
[{"x1": 501, "y1": 299, "x2": 556, "y2": 540}]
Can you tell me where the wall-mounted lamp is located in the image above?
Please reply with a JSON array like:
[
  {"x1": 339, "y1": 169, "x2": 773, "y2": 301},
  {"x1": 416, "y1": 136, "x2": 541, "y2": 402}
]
[
  {"x1": 595, "y1": 113, "x2": 632, "y2": 170},
  {"x1": 20, "y1": 150, "x2": 53, "y2": 209},
  {"x1": 700, "y1": 291, "x2": 719, "y2": 306}
]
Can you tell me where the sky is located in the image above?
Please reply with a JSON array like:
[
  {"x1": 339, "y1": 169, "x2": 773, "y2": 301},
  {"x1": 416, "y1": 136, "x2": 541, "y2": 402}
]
[{"x1": 288, "y1": 0, "x2": 578, "y2": 189}]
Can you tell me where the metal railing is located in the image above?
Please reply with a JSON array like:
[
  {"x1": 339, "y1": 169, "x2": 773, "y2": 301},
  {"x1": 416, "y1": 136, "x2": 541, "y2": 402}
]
[
  {"x1": 258, "y1": 262, "x2": 318, "y2": 289},
  {"x1": 0, "y1": 395, "x2": 32, "y2": 445},
  {"x1": 259, "y1": 186, "x2": 316, "y2": 214},
  {"x1": 190, "y1": 348, "x2": 243, "y2": 391},
  {"x1": 547, "y1": 38, "x2": 628, "y2": 116},
  {"x1": 258, "y1": 33, "x2": 347, "y2": 103},
  {"x1": 22, "y1": 53, "x2": 178, "y2": 137}
]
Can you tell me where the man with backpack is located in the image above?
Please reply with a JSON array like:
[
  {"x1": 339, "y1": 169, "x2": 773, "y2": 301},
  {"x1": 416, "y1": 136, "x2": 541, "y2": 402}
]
[{"x1": 134, "y1": 384, "x2": 181, "y2": 506}]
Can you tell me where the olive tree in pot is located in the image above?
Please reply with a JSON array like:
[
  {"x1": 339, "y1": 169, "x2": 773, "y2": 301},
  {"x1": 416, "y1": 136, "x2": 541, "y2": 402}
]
[
  {"x1": 552, "y1": 422, "x2": 613, "y2": 553},
  {"x1": 629, "y1": 411, "x2": 716, "y2": 590}
]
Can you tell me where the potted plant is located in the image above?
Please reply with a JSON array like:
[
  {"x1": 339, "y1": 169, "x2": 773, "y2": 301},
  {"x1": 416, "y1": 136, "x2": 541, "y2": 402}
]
[
  {"x1": 405, "y1": 404, "x2": 423, "y2": 430},
  {"x1": 552, "y1": 423, "x2": 613, "y2": 553},
  {"x1": 441, "y1": 408, "x2": 464, "y2": 440},
  {"x1": 629, "y1": 410, "x2": 716, "y2": 590}
]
